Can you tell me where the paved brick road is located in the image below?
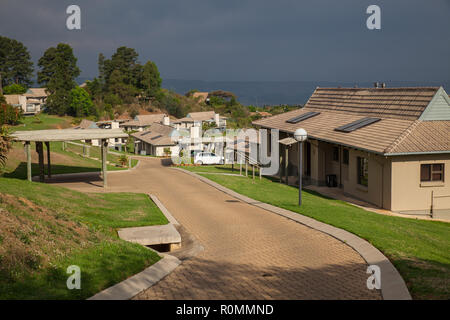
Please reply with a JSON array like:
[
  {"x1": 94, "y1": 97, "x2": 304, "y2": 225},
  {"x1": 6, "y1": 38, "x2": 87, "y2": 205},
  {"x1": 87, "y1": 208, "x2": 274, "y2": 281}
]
[{"x1": 51, "y1": 158, "x2": 381, "y2": 300}]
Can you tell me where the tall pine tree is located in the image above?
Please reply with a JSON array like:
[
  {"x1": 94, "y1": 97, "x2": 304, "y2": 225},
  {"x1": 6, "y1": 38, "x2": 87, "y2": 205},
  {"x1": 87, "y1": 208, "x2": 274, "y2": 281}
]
[
  {"x1": 140, "y1": 60, "x2": 162, "y2": 100},
  {"x1": 37, "y1": 43, "x2": 80, "y2": 115},
  {"x1": 0, "y1": 36, "x2": 34, "y2": 87}
]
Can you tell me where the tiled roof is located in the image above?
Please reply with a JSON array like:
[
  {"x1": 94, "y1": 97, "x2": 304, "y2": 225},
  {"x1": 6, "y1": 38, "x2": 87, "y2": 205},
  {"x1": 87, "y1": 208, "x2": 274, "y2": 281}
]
[
  {"x1": 304, "y1": 87, "x2": 438, "y2": 120},
  {"x1": 132, "y1": 123, "x2": 176, "y2": 146},
  {"x1": 75, "y1": 119, "x2": 99, "y2": 129},
  {"x1": 386, "y1": 121, "x2": 450, "y2": 154},
  {"x1": 174, "y1": 117, "x2": 195, "y2": 123},
  {"x1": 4, "y1": 94, "x2": 21, "y2": 105},
  {"x1": 122, "y1": 113, "x2": 166, "y2": 127},
  {"x1": 187, "y1": 111, "x2": 215, "y2": 121},
  {"x1": 253, "y1": 87, "x2": 449, "y2": 155},
  {"x1": 25, "y1": 88, "x2": 48, "y2": 97}
]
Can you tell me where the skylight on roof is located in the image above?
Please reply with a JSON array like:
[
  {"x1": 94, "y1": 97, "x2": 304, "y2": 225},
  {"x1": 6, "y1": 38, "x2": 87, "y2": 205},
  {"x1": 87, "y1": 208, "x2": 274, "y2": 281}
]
[
  {"x1": 335, "y1": 117, "x2": 381, "y2": 133},
  {"x1": 151, "y1": 135, "x2": 163, "y2": 140},
  {"x1": 286, "y1": 111, "x2": 320, "y2": 124}
]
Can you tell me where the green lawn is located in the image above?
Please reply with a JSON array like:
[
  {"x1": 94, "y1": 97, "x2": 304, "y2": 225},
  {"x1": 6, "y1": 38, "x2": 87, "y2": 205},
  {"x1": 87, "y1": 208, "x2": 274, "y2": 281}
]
[
  {"x1": 183, "y1": 165, "x2": 450, "y2": 300},
  {"x1": 12, "y1": 114, "x2": 73, "y2": 131},
  {"x1": 180, "y1": 163, "x2": 260, "y2": 175},
  {"x1": 0, "y1": 177, "x2": 168, "y2": 299},
  {"x1": 3, "y1": 141, "x2": 137, "y2": 180},
  {"x1": 64, "y1": 141, "x2": 139, "y2": 168}
]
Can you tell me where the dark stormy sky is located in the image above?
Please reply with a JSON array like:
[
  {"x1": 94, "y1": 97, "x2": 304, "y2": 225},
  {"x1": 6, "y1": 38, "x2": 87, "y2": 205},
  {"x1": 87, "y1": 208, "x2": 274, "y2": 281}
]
[{"x1": 1, "y1": 0, "x2": 449, "y2": 82}]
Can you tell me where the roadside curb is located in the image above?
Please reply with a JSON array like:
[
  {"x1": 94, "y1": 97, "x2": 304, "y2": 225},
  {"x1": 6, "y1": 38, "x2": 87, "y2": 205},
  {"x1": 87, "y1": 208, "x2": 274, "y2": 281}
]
[
  {"x1": 87, "y1": 193, "x2": 183, "y2": 300},
  {"x1": 175, "y1": 168, "x2": 412, "y2": 300},
  {"x1": 88, "y1": 253, "x2": 181, "y2": 300}
]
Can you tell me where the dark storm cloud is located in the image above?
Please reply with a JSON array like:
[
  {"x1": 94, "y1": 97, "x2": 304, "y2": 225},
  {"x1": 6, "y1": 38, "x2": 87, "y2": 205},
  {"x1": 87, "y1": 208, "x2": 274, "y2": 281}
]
[{"x1": 0, "y1": 0, "x2": 449, "y2": 82}]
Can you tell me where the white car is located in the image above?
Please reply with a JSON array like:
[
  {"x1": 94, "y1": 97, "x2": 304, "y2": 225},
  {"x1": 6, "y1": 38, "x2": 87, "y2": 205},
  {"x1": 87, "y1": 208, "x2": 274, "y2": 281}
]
[{"x1": 194, "y1": 152, "x2": 224, "y2": 165}]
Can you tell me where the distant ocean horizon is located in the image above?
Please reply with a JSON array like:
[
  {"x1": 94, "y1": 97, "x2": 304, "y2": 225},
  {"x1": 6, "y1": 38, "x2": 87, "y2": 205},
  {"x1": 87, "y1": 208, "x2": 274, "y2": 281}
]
[{"x1": 73, "y1": 78, "x2": 450, "y2": 107}]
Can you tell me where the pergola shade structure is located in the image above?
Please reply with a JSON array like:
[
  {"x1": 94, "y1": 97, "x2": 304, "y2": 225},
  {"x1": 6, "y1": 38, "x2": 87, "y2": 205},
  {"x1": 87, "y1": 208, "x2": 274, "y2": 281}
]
[{"x1": 11, "y1": 129, "x2": 129, "y2": 187}]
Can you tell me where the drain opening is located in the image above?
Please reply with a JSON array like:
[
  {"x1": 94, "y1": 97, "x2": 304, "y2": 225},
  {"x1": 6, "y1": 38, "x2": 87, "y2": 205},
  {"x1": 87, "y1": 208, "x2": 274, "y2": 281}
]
[{"x1": 147, "y1": 243, "x2": 171, "y2": 252}]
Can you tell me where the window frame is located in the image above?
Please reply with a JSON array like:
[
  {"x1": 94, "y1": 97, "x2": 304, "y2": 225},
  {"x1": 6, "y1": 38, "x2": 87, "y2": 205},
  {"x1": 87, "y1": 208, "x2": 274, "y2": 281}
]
[
  {"x1": 357, "y1": 156, "x2": 369, "y2": 187},
  {"x1": 420, "y1": 163, "x2": 444, "y2": 182}
]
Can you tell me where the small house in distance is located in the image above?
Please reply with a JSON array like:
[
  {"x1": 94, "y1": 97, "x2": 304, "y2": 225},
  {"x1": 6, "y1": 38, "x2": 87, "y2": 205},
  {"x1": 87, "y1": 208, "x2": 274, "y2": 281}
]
[
  {"x1": 132, "y1": 122, "x2": 179, "y2": 157},
  {"x1": 192, "y1": 92, "x2": 209, "y2": 104},
  {"x1": 174, "y1": 111, "x2": 226, "y2": 130},
  {"x1": 253, "y1": 86, "x2": 450, "y2": 219},
  {"x1": 4, "y1": 88, "x2": 48, "y2": 115}
]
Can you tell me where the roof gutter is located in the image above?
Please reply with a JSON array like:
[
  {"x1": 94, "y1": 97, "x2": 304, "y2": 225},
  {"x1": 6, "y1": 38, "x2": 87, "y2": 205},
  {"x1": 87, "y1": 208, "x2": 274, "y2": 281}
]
[
  {"x1": 384, "y1": 151, "x2": 450, "y2": 156},
  {"x1": 254, "y1": 124, "x2": 385, "y2": 156},
  {"x1": 254, "y1": 124, "x2": 450, "y2": 157}
]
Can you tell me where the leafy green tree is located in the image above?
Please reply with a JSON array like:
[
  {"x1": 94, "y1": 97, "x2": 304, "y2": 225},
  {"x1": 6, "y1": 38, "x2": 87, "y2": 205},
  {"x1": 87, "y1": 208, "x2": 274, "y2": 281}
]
[
  {"x1": 68, "y1": 87, "x2": 96, "y2": 117},
  {"x1": 101, "y1": 47, "x2": 140, "y2": 87},
  {"x1": 108, "y1": 69, "x2": 137, "y2": 103},
  {"x1": 158, "y1": 91, "x2": 185, "y2": 118},
  {"x1": 0, "y1": 36, "x2": 34, "y2": 87},
  {"x1": 139, "y1": 60, "x2": 162, "y2": 99},
  {"x1": 209, "y1": 95, "x2": 225, "y2": 106},
  {"x1": 37, "y1": 43, "x2": 80, "y2": 115},
  {"x1": 84, "y1": 78, "x2": 103, "y2": 101},
  {"x1": 3, "y1": 84, "x2": 27, "y2": 94},
  {"x1": 98, "y1": 53, "x2": 106, "y2": 86},
  {"x1": 103, "y1": 93, "x2": 122, "y2": 107}
]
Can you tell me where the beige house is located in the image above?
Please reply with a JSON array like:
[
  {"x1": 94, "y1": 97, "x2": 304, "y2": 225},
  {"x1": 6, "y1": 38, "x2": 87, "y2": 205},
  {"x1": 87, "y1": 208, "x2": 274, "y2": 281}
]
[
  {"x1": 174, "y1": 111, "x2": 226, "y2": 130},
  {"x1": 132, "y1": 122, "x2": 179, "y2": 157},
  {"x1": 253, "y1": 87, "x2": 450, "y2": 218},
  {"x1": 173, "y1": 111, "x2": 227, "y2": 155},
  {"x1": 4, "y1": 88, "x2": 48, "y2": 115}
]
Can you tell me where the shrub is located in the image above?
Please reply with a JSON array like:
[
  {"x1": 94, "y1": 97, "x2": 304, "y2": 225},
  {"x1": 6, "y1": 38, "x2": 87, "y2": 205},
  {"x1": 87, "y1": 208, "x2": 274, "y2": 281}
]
[
  {"x1": 3, "y1": 84, "x2": 27, "y2": 95},
  {"x1": 0, "y1": 126, "x2": 12, "y2": 168},
  {"x1": 0, "y1": 103, "x2": 22, "y2": 125},
  {"x1": 163, "y1": 147, "x2": 171, "y2": 156},
  {"x1": 118, "y1": 155, "x2": 128, "y2": 167}
]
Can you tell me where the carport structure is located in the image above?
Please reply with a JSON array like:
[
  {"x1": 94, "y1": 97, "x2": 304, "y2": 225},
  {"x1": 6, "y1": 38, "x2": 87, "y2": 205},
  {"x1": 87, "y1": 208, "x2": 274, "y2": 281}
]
[{"x1": 11, "y1": 129, "x2": 129, "y2": 187}]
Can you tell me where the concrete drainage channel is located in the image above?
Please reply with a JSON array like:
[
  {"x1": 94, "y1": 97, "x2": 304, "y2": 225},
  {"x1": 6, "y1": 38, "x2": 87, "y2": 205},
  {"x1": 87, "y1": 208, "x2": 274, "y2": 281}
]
[{"x1": 88, "y1": 194, "x2": 203, "y2": 300}]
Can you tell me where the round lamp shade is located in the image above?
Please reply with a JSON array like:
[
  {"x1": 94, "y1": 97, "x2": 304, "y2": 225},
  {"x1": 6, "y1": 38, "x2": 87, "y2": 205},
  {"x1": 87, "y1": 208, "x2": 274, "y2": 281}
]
[{"x1": 294, "y1": 128, "x2": 308, "y2": 142}]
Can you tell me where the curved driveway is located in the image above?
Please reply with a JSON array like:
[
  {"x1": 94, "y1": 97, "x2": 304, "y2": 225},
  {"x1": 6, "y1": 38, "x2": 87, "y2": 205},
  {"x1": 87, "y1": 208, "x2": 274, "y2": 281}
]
[{"x1": 53, "y1": 158, "x2": 381, "y2": 300}]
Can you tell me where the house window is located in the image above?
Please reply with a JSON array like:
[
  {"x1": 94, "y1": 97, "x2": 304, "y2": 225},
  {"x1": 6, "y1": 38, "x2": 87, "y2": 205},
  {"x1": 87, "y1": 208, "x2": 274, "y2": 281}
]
[
  {"x1": 357, "y1": 156, "x2": 368, "y2": 187},
  {"x1": 421, "y1": 164, "x2": 444, "y2": 182},
  {"x1": 343, "y1": 149, "x2": 349, "y2": 165},
  {"x1": 332, "y1": 147, "x2": 339, "y2": 162}
]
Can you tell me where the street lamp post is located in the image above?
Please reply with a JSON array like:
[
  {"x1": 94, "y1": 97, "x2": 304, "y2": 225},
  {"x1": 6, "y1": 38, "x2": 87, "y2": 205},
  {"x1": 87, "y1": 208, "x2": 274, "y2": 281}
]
[{"x1": 294, "y1": 128, "x2": 308, "y2": 206}]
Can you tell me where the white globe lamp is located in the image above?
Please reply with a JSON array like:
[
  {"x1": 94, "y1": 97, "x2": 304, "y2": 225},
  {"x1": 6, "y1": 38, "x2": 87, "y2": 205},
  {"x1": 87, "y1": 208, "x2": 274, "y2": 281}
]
[
  {"x1": 294, "y1": 128, "x2": 307, "y2": 142},
  {"x1": 293, "y1": 128, "x2": 307, "y2": 206}
]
